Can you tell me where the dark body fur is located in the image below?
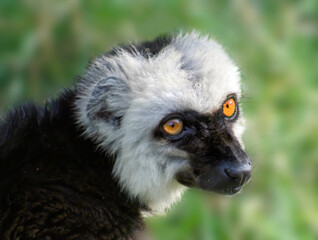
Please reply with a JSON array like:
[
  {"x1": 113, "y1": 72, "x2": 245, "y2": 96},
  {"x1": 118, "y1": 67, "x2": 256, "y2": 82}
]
[{"x1": 0, "y1": 90, "x2": 145, "y2": 240}]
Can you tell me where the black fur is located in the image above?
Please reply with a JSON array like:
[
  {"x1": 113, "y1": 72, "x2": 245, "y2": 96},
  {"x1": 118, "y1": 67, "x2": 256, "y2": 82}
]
[
  {"x1": 108, "y1": 35, "x2": 172, "y2": 58},
  {"x1": 0, "y1": 90, "x2": 145, "y2": 240}
]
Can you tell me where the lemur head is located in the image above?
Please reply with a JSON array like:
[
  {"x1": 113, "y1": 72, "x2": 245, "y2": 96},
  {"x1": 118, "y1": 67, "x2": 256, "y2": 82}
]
[{"x1": 75, "y1": 32, "x2": 251, "y2": 213}]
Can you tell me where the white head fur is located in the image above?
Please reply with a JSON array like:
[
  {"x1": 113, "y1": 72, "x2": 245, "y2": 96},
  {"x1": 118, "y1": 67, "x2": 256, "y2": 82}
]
[{"x1": 75, "y1": 31, "x2": 244, "y2": 213}]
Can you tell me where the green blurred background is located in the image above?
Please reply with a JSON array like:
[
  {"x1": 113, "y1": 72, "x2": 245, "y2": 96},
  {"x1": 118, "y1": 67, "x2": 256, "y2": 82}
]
[{"x1": 0, "y1": 0, "x2": 317, "y2": 239}]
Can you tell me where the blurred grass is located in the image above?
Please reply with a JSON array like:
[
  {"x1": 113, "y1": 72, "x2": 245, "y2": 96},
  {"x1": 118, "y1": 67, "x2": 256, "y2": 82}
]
[{"x1": 0, "y1": 0, "x2": 317, "y2": 239}]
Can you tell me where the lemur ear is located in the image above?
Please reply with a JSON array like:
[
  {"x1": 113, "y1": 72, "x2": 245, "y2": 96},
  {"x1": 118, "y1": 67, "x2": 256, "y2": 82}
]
[{"x1": 85, "y1": 76, "x2": 130, "y2": 128}]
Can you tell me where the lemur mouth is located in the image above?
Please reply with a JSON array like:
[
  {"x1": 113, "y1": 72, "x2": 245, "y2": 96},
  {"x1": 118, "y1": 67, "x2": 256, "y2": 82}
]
[{"x1": 214, "y1": 185, "x2": 243, "y2": 195}]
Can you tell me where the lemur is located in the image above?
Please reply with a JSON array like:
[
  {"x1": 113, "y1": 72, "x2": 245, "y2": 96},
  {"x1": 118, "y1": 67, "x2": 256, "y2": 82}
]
[{"x1": 0, "y1": 32, "x2": 251, "y2": 240}]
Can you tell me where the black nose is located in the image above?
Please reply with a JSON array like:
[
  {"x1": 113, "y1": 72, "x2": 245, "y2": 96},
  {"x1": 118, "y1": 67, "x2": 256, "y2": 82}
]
[
  {"x1": 194, "y1": 159, "x2": 252, "y2": 195},
  {"x1": 224, "y1": 162, "x2": 252, "y2": 185}
]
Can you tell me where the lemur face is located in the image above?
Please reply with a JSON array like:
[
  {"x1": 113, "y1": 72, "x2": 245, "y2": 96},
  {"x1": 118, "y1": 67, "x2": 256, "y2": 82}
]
[
  {"x1": 76, "y1": 32, "x2": 251, "y2": 212},
  {"x1": 154, "y1": 100, "x2": 251, "y2": 195}
]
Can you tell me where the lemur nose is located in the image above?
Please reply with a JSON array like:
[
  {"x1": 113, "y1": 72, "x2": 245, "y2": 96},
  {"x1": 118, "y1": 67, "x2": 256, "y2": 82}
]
[{"x1": 224, "y1": 162, "x2": 252, "y2": 185}]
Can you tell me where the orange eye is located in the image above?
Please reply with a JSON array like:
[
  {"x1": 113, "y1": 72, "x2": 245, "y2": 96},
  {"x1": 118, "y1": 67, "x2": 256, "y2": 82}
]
[
  {"x1": 163, "y1": 119, "x2": 183, "y2": 136},
  {"x1": 223, "y1": 98, "x2": 236, "y2": 117}
]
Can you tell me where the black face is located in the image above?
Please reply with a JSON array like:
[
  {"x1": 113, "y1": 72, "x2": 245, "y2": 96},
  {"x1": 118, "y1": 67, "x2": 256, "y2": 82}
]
[{"x1": 154, "y1": 96, "x2": 252, "y2": 195}]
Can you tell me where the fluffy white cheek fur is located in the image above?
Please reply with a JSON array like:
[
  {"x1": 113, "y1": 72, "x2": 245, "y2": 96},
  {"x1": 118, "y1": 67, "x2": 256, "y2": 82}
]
[
  {"x1": 113, "y1": 140, "x2": 188, "y2": 212},
  {"x1": 111, "y1": 104, "x2": 191, "y2": 213}
]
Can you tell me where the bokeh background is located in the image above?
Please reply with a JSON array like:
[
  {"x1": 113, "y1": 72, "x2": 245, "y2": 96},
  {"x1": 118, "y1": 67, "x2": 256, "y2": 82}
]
[{"x1": 1, "y1": 0, "x2": 317, "y2": 239}]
